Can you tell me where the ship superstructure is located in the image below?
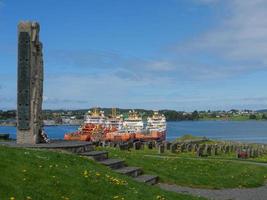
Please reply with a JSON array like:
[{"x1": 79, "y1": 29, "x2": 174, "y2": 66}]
[
  {"x1": 146, "y1": 111, "x2": 166, "y2": 132},
  {"x1": 106, "y1": 108, "x2": 123, "y2": 130},
  {"x1": 84, "y1": 108, "x2": 106, "y2": 125},
  {"x1": 122, "y1": 110, "x2": 144, "y2": 132}
]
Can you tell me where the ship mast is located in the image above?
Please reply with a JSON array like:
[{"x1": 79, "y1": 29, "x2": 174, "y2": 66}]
[{"x1": 112, "y1": 108, "x2": 117, "y2": 118}]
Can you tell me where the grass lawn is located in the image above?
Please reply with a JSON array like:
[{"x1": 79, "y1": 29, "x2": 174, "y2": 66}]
[
  {"x1": 251, "y1": 154, "x2": 267, "y2": 163},
  {"x1": 100, "y1": 147, "x2": 267, "y2": 189},
  {"x1": 0, "y1": 146, "x2": 204, "y2": 200}
]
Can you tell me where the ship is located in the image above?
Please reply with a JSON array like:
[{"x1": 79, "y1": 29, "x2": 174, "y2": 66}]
[
  {"x1": 123, "y1": 110, "x2": 144, "y2": 132},
  {"x1": 105, "y1": 110, "x2": 143, "y2": 142},
  {"x1": 64, "y1": 108, "x2": 108, "y2": 141},
  {"x1": 135, "y1": 111, "x2": 166, "y2": 141}
]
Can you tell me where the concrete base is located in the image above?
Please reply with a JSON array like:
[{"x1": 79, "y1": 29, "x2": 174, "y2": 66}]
[{"x1": 0, "y1": 140, "x2": 93, "y2": 153}]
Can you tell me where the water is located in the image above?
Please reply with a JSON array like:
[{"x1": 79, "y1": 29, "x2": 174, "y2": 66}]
[
  {"x1": 0, "y1": 125, "x2": 79, "y2": 140},
  {"x1": 167, "y1": 121, "x2": 267, "y2": 143},
  {"x1": 1, "y1": 121, "x2": 267, "y2": 143}
]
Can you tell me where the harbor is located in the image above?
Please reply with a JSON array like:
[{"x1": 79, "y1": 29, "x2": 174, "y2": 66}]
[
  {"x1": 1, "y1": 0, "x2": 267, "y2": 199},
  {"x1": 3, "y1": 120, "x2": 267, "y2": 143}
]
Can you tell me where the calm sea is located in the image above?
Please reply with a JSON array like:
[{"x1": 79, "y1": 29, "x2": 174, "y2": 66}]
[{"x1": 1, "y1": 121, "x2": 267, "y2": 143}]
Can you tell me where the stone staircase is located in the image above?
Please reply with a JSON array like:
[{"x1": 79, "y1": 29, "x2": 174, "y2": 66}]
[{"x1": 79, "y1": 150, "x2": 158, "y2": 185}]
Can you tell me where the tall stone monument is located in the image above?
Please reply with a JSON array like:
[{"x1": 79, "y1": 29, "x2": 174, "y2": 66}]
[{"x1": 17, "y1": 21, "x2": 47, "y2": 144}]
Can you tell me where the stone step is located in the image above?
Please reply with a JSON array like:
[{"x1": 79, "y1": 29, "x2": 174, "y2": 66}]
[
  {"x1": 134, "y1": 174, "x2": 159, "y2": 185},
  {"x1": 79, "y1": 151, "x2": 108, "y2": 161},
  {"x1": 99, "y1": 158, "x2": 125, "y2": 169},
  {"x1": 114, "y1": 166, "x2": 142, "y2": 177}
]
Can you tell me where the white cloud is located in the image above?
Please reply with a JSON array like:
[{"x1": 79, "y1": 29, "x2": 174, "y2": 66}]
[
  {"x1": 43, "y1": 73, "x2": 174, "y2": 109},
  {"x1": 173, "y1": 0, "x2": 267, "y2": 78}
]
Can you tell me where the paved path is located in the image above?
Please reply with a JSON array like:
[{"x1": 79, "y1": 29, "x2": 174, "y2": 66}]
[
  {"x1": 144, "y1": 154, "x2": 267, "y2": 167},
  {"x1": 158, "y1": 183, "x2": 267, "y2": 200},
  {"x1": 145, "y1": 154, "x2": 267, "y2": 200},
  {"x1": 0, "y1": 140, "x2": 92, "y2": 148}
]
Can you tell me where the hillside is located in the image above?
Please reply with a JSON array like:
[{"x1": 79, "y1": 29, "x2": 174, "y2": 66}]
[{"x1": 0, "y1": 146, "x2": 202, "y2": 200}]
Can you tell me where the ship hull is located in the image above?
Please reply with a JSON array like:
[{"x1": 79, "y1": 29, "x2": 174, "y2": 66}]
[
  {"x1": 105, "y1": 132, "x2": 136, "y2": 142},
  {"x1": 64, "y1": 129, "x2": 166, "y2": 142},
  {"x1": 135, "y1": 130, "x2": 166, "y2": 141},
  {"x1": 64, "y1": 132, "x2": 91, "y2": 141}
]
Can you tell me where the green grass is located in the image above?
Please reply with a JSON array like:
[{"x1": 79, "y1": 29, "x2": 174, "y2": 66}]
[
  {"x1": 0, "y1": 146, "x2": 203, "y2": 200},
  {"x1": 100, "y1": 147, "x2": 267, "y2": 189},
  {"x1": 174, "y1": 134, "x2": 206, "y2": 142},
  {"x1": 250, "y1": 154, "x2": 267, "y2": 163}
]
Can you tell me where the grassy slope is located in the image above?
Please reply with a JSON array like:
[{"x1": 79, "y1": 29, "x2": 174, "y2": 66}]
[
  {"x1": 206, "y1": 151, "x2": 267, "y2": 162},
  {"x1": 101, "y1": 147, "x2": 267, "y2": 189},
  {"x1": 0, "y1": 146, "x2": 203, "y2": 200}
]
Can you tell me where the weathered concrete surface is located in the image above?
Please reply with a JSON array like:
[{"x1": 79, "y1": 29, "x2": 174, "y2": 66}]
[
  {"x1": 17, "y1": 21, "x2": 44, "y2": 144},
  {"x1": 0, "y1": 140, "x2": 93, "y2": 153}
]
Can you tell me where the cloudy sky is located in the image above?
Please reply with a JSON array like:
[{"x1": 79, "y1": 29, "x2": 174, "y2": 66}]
[{"x1": 1, "y1": 0, "x2": 267, "y2": 111}]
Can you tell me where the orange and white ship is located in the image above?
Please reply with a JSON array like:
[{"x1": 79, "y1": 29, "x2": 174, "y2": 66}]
[
  {"x1": 105, "y1": 110, "x2": 144, "y2": 142},
  {"x1": 64, "y1": 108, "x2": 109, "y2": 141},
  {"x1": 135, "y1": 111, "x2": 166, "y2": 141}
]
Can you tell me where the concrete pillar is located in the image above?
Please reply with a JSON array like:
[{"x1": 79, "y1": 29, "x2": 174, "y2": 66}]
[{"x1": 17, "y1": 21, "x2": 45, "y2": 144}]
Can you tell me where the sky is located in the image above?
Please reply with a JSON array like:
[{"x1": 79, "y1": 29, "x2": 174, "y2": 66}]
[{"x1": 1, "y1": 0, "x2": 267, "y2": 111}]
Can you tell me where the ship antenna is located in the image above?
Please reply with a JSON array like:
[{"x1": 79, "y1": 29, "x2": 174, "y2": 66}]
[{"x1": 112, "y1": 107, "x2": 117, "y2": 117}]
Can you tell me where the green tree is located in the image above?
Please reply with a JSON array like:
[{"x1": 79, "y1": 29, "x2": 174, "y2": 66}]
[
  {"x1": 249, "y1": 114, "x2": 257, "y2": 120},
  {"x1": 262, "y1": 114, "x2": 267, "y2": 120},
  {"x1": 192, "y1": 111, "x2": 199, "y2": 120}
]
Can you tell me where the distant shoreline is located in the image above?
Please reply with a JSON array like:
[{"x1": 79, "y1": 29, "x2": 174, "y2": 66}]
[
  {"x1": 1, "y1": 119, "x2": 267, "y2": 127},
  {"x1": 0, "y1": 123, "x2": 81, "y2": 127}
]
